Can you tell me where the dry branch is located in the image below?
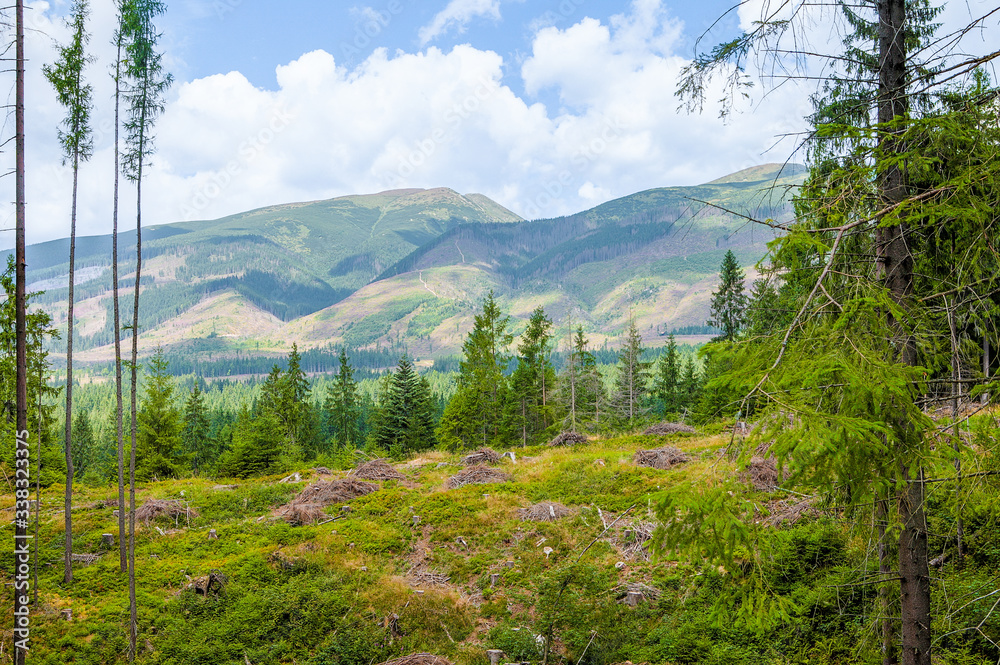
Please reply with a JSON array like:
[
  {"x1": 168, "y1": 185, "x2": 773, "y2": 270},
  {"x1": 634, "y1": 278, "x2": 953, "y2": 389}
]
[
  {"x1": 134, "y1": 499, "x2": 199, "y2": 524},
  {"x1": 548, "y1": 431, "x2": 588, "y2": 446},
  {"x1": 461, "y1": 448, "x2": 500, "y2": 465},
  {"x1": 447, "y1": 465, "x2": 511, "y2": 489},
  {"x1": 352, "y1": 459, "x2": 405, "y2": 482},
  {"x1": 518, "y1": 501, "x2": 572, "y2": 522},
  {"x1": 633, "y1": 446, "x2": 690, "y2": 470}
]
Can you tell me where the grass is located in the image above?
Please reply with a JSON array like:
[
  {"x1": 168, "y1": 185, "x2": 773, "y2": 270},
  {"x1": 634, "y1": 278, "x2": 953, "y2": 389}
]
[{"x1": 3, "y1": 427, "x2": 998, "y2": 665}]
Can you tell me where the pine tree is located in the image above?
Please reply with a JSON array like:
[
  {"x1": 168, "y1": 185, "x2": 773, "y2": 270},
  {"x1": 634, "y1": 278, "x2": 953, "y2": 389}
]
[
  {"x1": 612, "y1": 316, "x2": 651, "y2": 428},
  {"x1": 326, "y1": 349, "x2": 362, "y2": 449},
  {"x1": 652, "y1": 334, "x2": 681, "y2": 417},
  {"x1": 182, "y1": 384, "x2": 212, "y2": 474},
  {"x1": 43, "y1": 0, "x2": 93, "y2": 586},
  {"x1": 136, "y1": 347, "x2": 183, "y2": 481},
  {"x1": 707, "y1": 250, "x2": 746, "y2": 342},
  {"x1": 437, "y1": 291, "x2": 513, "y2": 449}
]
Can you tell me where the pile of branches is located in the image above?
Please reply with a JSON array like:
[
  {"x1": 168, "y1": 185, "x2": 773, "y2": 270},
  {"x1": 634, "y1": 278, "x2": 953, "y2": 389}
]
[
  {"x1": 461, "y1": 448, "x2": 500, "y2": 466},
  {"x1": 70, "y1": 553, "x2": 101, "y2": 566},
  {"x1": 548, "y1": 431, "x2": 588, "y2": 446},
  {"x1": 617, "y1": 581, "x2": 662, "y2": 602},
  {"x1": 742, "y1": 457, "x2": 779, "y2": 491},
  {"x1": 377, "y1": 655, "x2": 453, "y2": 665},
  {"x1": 135, "y1": 499, "x2": 199, "y2": 524},
  {"x1": 762, "y1": 497, "x2": 817, "y2": 527},
  {"x1": 273, "y1": 502, "x2": 328, "y2": 526},
  {"x1": 643, "y1": 422, "x2": 696, "y2": 435},
  {"x1": 633, "y1": 446, "x2": 690, "y2": 470},
  {"x1": 352, "y1": 459, "x2": 405, "y2": 481},
  {"x1": 447, "y1": 465, "x2": 511, "y2": 489},
  {"x1": 615, "y1": 521, "x2": 656, "y2": 561},
  {"x1": 517, "y1": 501, "x2": 572, "y2": 522},
  {"x1": 295, "y1": 479, "x2": 379, "y2": 505},
  {"x1": 408, "y1": 569, "x2": 452, "y2": 587}
]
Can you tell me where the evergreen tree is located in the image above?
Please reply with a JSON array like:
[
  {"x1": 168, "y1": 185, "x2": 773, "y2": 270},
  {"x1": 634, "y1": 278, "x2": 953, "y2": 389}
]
[
  {"x1": 506, "y1": 306, "x2": 557, "y2": 445},
  {"x1": 136, "y1": 347, "x2": 183, "y2": 481},
  {"x1": 372, "y1": 355, "x2": 437, "y2": 457},
  {"x1": 679, "y1": 356, "x2": 701, "y2": 413},
  {"x1": 326, "y1": 349, "x2": 362, "y2": 448},
  {"x1": 43, "y1": 0, "x2": 93, "y2": 586},
  {"x1": 437, "y1": 290, "x2": 513, "y2": 449},
  {"x1": 220, "y1": 407, "x2": 284, "y2": 478},
  {"x1": 652, "y1": 334, "x2": 681, "y2": 416},
  {"x1": 707, "y1": 250, "x2": 746, "y2": 342},
  {"x1": 612, "y1": 316, "x2": 651, "y2": 428},
  {"x1": 182, "y1": 383, "x2": 212, "y2": 474},
  {"x1": 70, "y1": 410, "x2": 95, "y2": 480}
]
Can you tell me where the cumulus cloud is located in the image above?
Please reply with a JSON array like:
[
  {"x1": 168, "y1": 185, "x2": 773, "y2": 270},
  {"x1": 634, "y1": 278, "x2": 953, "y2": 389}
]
[
  {"x1": 418, "y1": 0, "x2": 503, "y2": 46},
  {"x1": 9, "y1": 0, "x2": 999, "y2": 250}
]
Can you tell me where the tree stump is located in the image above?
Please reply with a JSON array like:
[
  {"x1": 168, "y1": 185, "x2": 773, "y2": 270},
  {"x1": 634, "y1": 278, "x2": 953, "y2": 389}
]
[
  {"x1": 490, "y1": 573, "x2": 500, "y2": 587},
  {"x1": 61, "y1": 609, "x2": 72, "y2": 621},
  {"x1": 486, "y1": 649, "x2": 504, "y2": 665},
  {"x1": 625, "y1": 590, "x2": 643, "y2": 607},
  {"x1": 207, "y1": 529, "x2": 218, "y2": 540},
  {"x1": 101, "y1": 533, "x2": 114, "y2": 547},
  {"x1": 412, "y1": 515, "x2": 421, "y2": 526}
]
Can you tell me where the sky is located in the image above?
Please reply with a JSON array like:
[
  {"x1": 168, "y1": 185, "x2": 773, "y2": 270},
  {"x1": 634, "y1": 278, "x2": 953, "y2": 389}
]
[{"x1": 2, "y1": 0, "x2": 999, "y2": 248}]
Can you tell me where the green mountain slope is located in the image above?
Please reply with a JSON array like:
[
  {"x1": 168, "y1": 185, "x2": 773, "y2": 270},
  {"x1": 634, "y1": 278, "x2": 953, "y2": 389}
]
[
  {"x1": 285, "y1": 163, "x2": 804, "y2": 358},
  {"x1": 10, "y1": 188, "x2": 521, "y2": 355}
]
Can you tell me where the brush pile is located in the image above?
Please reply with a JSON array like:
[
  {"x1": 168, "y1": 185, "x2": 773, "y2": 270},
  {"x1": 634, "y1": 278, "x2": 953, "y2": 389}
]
[
  {"x1": 272, "y1": 502, "x2": 328, "y2": 526},
  {"x1": 295, "y1": 479, "x2": 379, "y2": 504},
  {"x1": 548, "y1": 431, "x2": 588, "y2": 446},
  {"x1": 377, "y1": 655, "x2": 453, "y2": 665},
  {"x1": 461, "y1": 448, "x2": 500, "y2": 466},
  {"x1": 762, "y1": 497, "x2": 816, "y2": 527},
  {"x1": 633, "y1": 446, "x2": 690, "y2": 470},
  {"x1": 615, "y1": 521, "x2": 656, "y2": 561},
  {"x1": 742, "y1": 457, "x2": 779, "y2": 490},
  {"x1": 135, "y1": 499, "x2": 199, "y2": 524},
  {"x1": 273, "y1": 479, "x2": 379, "y2": 525},
  {"x1": 643, "y1": 422, "x2": 696, "y2": 435},
  {"x1": 518, "y1": 501, "x2": 572, "y2": 522},
  {"x1": 352, "y1": 459, "x2": 405, "y2": 481},
  {"x1": 447, "y1": 465, "x2": 511, "y2": 489}
]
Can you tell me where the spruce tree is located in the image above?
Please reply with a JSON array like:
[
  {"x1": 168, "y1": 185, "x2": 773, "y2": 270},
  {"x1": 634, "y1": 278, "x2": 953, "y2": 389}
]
[
  {"x1": 652, "y1": 334, "x2": 681, "y2": 416},
  {"x1": 182, "y1": 384, "x2": 212, "y2": 474},
  {"x1": 70, "y1": 411, "x2": 95, "y2": 480},
  {"x1": 612, "y1": 316, "x2": 651, "y2": 428},
  {"x1": 373, "y1": 355, "x2": 436, "y2": 456},
  {"x1": 707, "y1": 250, "x2": 746, "y2": 342},
  {"x1": 437, "y1": 291, "x2": 513, "y2": 449},
  {"x1": 506, "y1": 306, "x2": 557, "y2": 445},
  {"x1": 326, "y1": 349, "x2": 362, "y2": 448},
  {"x1": 43, "y1": 0, "x2": 93, "y2": 586},
  {"x1": 136, "y1": 348, "x2": 183, "y2": 480}
]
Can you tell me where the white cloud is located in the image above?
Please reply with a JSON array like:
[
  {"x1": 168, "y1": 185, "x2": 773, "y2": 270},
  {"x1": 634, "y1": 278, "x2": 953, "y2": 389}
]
[
  {"x1": 10, "y1": 0, "x2": 1000, "y2": 251},
  {"x1": 418, "y1": 0, "x2": 502, "y2": 46}
]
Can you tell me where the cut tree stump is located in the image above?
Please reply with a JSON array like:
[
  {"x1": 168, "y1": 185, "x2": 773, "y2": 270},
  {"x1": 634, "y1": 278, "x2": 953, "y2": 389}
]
[
  {"x1": 207, "y1": 529, "x2": 218, "y2": 540},
  {"x1": 101, "y1": 533, "x2": 114, "y2": 547},
  {"x1": 486, "y1": 650, "x2": 504, "y2": 665},
  {"x1": 625, "y1": 590, "x2": 643, "y2": 607}
]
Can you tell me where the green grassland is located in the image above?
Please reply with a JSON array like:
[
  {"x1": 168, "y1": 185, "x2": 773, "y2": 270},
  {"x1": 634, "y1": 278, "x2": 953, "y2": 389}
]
[{"x1": 3, "y1": 420, "x2": 998, "y2": 665}]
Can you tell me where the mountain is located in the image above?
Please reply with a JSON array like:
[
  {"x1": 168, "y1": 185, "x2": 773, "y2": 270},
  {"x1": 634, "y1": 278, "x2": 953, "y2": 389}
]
[{"x1": 16, "y1": 164, "x2": 805, "y2": 371}]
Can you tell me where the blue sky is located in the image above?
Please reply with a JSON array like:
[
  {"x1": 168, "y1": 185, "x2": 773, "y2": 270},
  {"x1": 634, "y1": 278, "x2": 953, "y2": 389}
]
[{"x1": 6, "y1": 0, "x2": 999, "y2": 247}]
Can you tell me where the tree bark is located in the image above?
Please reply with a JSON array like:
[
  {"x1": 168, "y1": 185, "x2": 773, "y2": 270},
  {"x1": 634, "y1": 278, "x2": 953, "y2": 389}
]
[
  {"x1": 114, "y1": 25, "x2": 127, "y2": 576},
  {"x1": 877, "y1": 495, "x2": 898, "y2": 665},
  {"x1": 985, "y1": 337, "x2": 991, "y2": 406},
  {"x1": 877, "y1": 1, "x2": 931, "y2": 663}
]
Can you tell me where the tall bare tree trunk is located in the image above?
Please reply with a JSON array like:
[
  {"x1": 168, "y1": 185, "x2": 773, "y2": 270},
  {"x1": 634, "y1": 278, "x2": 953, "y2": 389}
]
[
  {"x1": 114, "y1": 23, "x2": 127, "y2": 576},
  {"x1": 985, "y1": 337, "x2": 991, "y2": 406},
  {"x1": 64, "y1": 151, "x2": 80, "y2": 585},
  {"x1": 948, "y1": 300, "x2": 964, "y2": 563},
  {"x1": 13, "y1": 0, "x2": 28, "y2": 661},
  {"x1": 876, "y1": 2, "x2": 931, "y2": 663}
]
